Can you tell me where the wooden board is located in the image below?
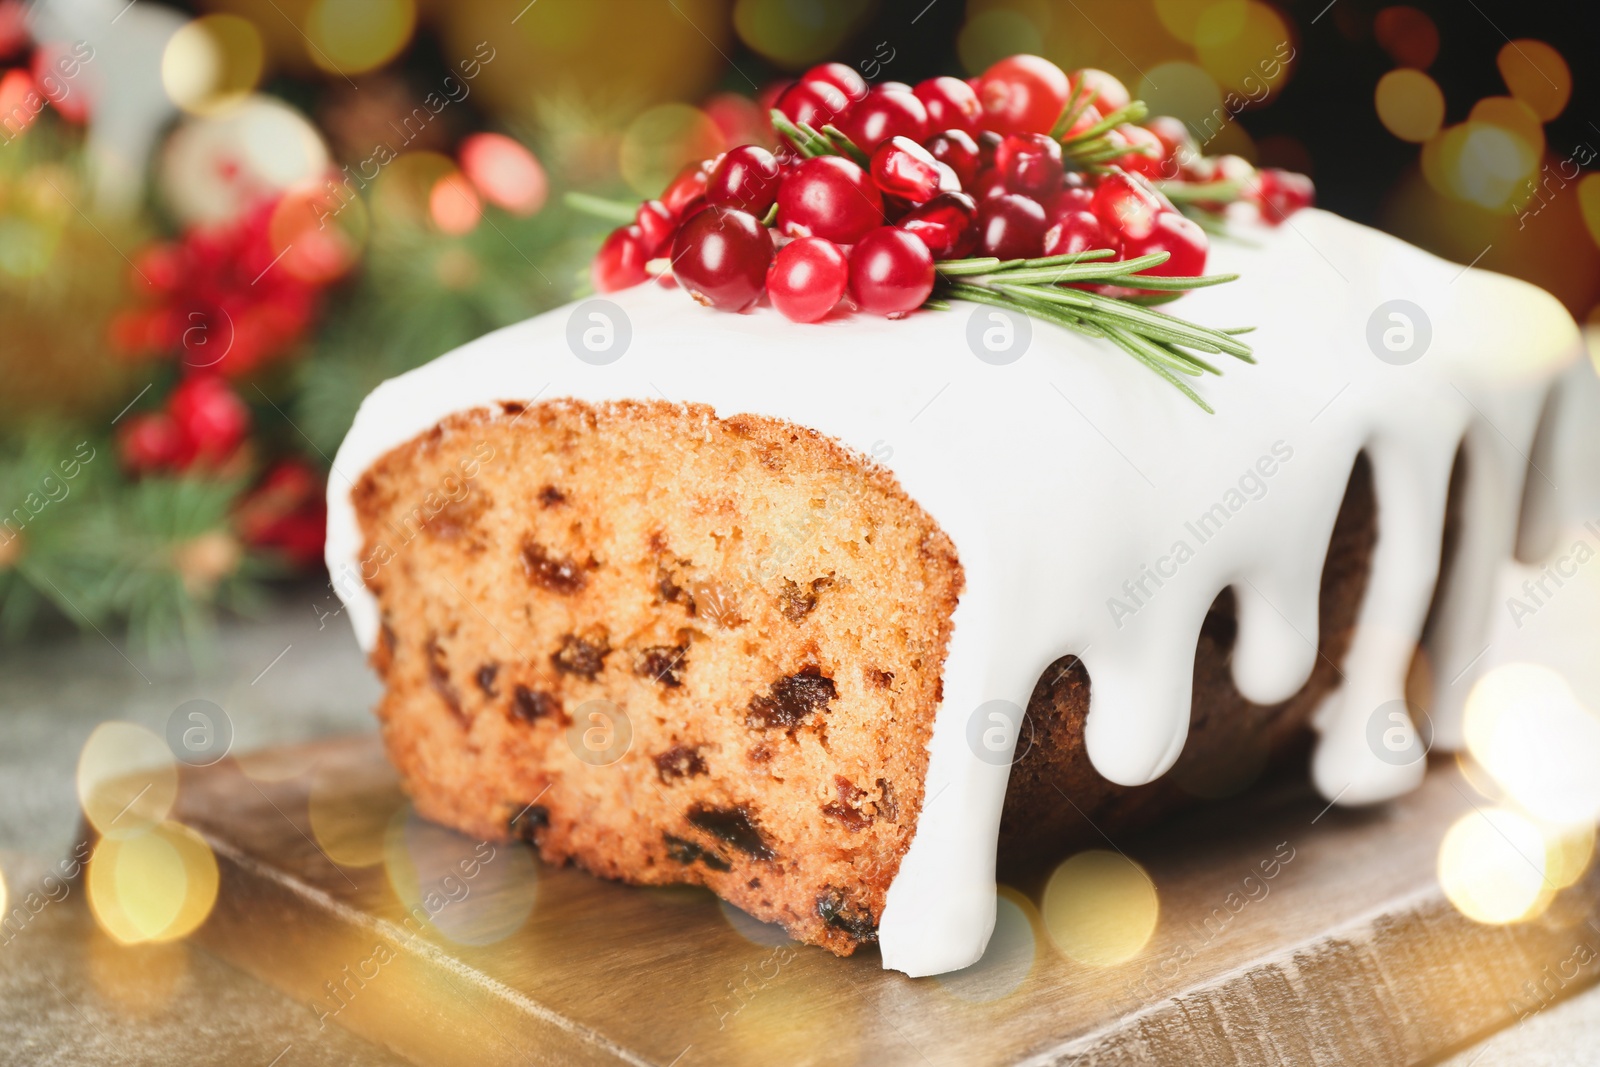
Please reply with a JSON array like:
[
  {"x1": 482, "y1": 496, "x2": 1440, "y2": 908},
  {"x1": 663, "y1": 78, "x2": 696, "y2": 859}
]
[{"x1": 145, "y1": 736, "x2": 1600, "y2": 1066}]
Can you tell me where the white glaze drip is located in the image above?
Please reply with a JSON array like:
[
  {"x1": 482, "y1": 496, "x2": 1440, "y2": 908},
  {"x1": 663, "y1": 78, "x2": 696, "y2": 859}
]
[{"x1": 325, "y1": 211, "x2": 1580, "y2": 976}]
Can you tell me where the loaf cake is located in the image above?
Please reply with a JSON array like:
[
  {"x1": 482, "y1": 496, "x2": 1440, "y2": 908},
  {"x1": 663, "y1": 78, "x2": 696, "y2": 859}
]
[{"x1": 326, "y1": 59, "x2": 1583, "y2": 976}]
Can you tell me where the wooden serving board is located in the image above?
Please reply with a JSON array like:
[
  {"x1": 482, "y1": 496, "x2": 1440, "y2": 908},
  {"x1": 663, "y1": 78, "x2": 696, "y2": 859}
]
[{"x1": 148, "y1": 736, "x2": 1600, "y2": 1066}]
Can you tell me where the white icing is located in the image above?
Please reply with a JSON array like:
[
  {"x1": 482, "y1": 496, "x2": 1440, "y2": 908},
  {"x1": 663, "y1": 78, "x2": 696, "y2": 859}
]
[{"x1": 325, "y1": 210, "x2": 1580, "y2": 977}]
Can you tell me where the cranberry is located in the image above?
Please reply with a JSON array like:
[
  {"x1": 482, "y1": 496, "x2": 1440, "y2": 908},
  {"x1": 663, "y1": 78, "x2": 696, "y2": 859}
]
[
  {"x1": 803, "y1": 61, "x2": 868, "y2": 104},
  {"x1": 671, "y1": 206, "x2": 773, "y2": 311},
  {"x1": 898, "y1": 192, "x2": 979, "y2": 259},
  {"x1": 1051, "y1": 172, "x2": 1095, "y2": 213},
  {"x1": 170, "y1": 374, "x2": 249, "y2": 464},
  {"x1": 870, "y1": 136, "x2": 957, "y2": 203},
  {"x1": 913, "y1": 76, "x2": 981, "y2": 134},
  {"x1": 635, "y1": 200, "x2": 676, "y2": 256},
  {"x1": 1058, "y1": 102, "x2": 1104, "y2": 139},
  {"x1": 1113, "y1": 124, "x2": 1166, "y2": 179},
  {"x1": 840, "y1": 88, "x2": 928, "y2": 152},
  {"x1": 924, "y1": 129, "x2": 981, "y2": 188},
  {"x1": 972, "y1": 167, "x2": 1008, "y2": 201},
  {"x1": 978, "y1": 54, "x2": 1070, "y2": 135},
  {"x1": 707, "y1": 145, "x2": 782, "y2": 217},
  {"x1": 766, "y1": 236, "x2": 849, "y2": 323},
  {"x1": 977, "y1": 193, "x2": 1047, "y2": 260},
  {"x1": 976, "y1": 130, "x2": 1003, "y2": 169},
  {"x1": 848, "y1": 227, "x2": 935, "y2": 317},
  {"x1": 1252, "y1": 168, "x2": 1316, "y2": 225},
  {"x1": 1071, "y1": 68, "x2": 1130, "y2": 113},
  {"x1": 774, "y1": 79, "x2": 851, "y2": 137},
  {"x1": 1144, "y1": 116, "x2": 1196, "y2": 180},
  {"x1": 593, "y1": 225, "x2": 650, "y2": 292},
  {"x1": 775, "y1": 156, "x2": 883, "y2": 244},
  {"x1": 1042, "y1": 209, "x2": 1110, "y2": 258},
  {"x1": 1091, "y1": 170, "x2": 1168, "y2": 241},
  {"x1": 1119, "y1": 210, "x2": 1208, "y2": 283},
  {"x1": 994, "y1": 133, "x2": 1064, "y2": 199},
  {"x1": 661, "y1": 162, "x2": 712, "y2": 216}
]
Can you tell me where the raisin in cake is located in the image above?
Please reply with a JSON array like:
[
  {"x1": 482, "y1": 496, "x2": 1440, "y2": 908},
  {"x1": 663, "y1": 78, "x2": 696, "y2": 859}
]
[{"x1": 327, "y1": 210, "x2": 1580, "y2": 976}]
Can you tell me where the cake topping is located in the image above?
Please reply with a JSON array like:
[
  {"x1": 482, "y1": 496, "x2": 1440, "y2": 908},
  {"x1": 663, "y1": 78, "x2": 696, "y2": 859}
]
[{"x1": 581, "y1": 53, "x2": 1314, "y2": 410}]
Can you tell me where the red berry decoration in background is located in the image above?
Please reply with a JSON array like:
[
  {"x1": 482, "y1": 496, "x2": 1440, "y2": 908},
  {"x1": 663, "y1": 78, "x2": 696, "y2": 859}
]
[
  {"x1": 1252, "y1": 168, "x2": 1316, "y2": 225},
  {"x1": 802, "y1": 61, "x2": 868, "y2": 104},
  {"x1": 707, "y1": 145, "x2": 782, "y2": 217},
  {"x1": 898, "y1": 192, "x2": 979, "y2": 260},
  {"x1": 235, "y1": 459, "x2": 327, "y2": 568},
  {"x1": 924, "y1": 129, "x2": 981, "y2": 189},
  {"x1": 119, "y1": 413, "x2": 186, "y2": 473},
  {"x1": 593, "y1": 225, "x2": 651, "y2": 293},
  {"x1": 977, "y1": 193, "x2": 1048, "y2": 260},
  {"x1": 170, "y1": 374, "x2": 249, "y2": 465},
  {"x1": 635, "y1": 200, "x2": 676, "y2": 257},
  {"x1": 767, "y1": 237, "x2": 849, "y2": 323},
  {"x1": 848, "y1": 227, "x2": 935, "y2": 317},
  {"x1": 775, "y1": 156, "x2": 883, "y2": 244},
  {"x1": 994, "y1": 133, "x2": 1064, "y2": 200},
  {"x1": 870, "y1": 136, "x2": 955, "y2": 204},
  {"x1": 914, "y1": 77, "x2": 982, "y2": 135},
  {"x1": 840, "y1": 87, "x2": 928, "y2": 152},
  {"x1": 977, "y1": 54, "x2": 1070, "y2": 135},
  {"x1": 671, "y1": 206, "x2": 773, "y2": 312}
]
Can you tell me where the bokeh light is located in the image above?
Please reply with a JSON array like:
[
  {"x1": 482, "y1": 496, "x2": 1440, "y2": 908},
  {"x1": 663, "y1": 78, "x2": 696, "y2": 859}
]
[
  {"x1": 732, "y1": 0, "x2": 877, "y2": 68},
  {"x1": 1438, "y1": 807, "x2": 1549, "y2": 925},
  {"x1": 371, "y1": 150, "x2": 455, "y2": 227},
  {"x1": 936, "y1": 887, "x2": 1037, "y2": 1002},
  {"x1": 1375, "y1": 69, "x2": 1444, "y2": 143},
  {"x1": 87, "y1": 821, "x2": 219, "y2": 945},
  {"x1": 459, "y1": 133, "x2": 548, "y2": 217},
  {"x1": 1195, "y1": 1, "x2": 1293, "y2": 100},
  {"x1": 1545, "y1": 822, "x2": 1595, "y2": 890},
  {"x1": 161, "y1": 15, "x2": 264, "y2": 116},
  {"x1": 1374, "y1": 6, "x2": 1439, "y2": 70},
  {"x1": 957, "y1": 9, "x2": 1045, "y2": 75},
  {"x1": 269, "y1": 182, "x2": 367, "y2": 284},
  {"x1": 309, "y1": 772, "x2": 405, "y2": 867},
  {"x1": 1496, "y1": 39, "x2": 1571, "y2": 122},
  {"x1": 1042, "y1": 850, "x2": 1159, "y2": 967},
  {"x1": 384, "y1": 807, "x2": 536, "y2": 946},
  {"x1": 1139, "y1": 62, "x2": 1225, "y2": 142},
  {"x1": 428, "y1": 172, "x2": 482, "y2": 236},
  {"x1": 159, "y1": 96, "x2": 331, "y2": 226},
  {"x1": 305, "y1": 0, "x2": 416, "y2": 77},
  {"x1": 1463, "y1": 663, "x2": 1600, "y2": 827},
  {"x1": 1469, "y1": 96, "x2": 1545, "y2": 163},
  {"x1": 1578, "y1": 174, "x2": 1600, "y2": 252},
  {"x1": 619, "y1": 103, "x2": 725, "y2": 200},
  {"x1": 77, "y1": 722, "x2": 177, "y2": 840}
]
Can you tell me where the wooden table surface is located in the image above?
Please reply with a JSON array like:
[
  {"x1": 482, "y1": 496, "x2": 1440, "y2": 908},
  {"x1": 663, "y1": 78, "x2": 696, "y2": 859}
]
[{"x1": 154, "y1": 733, "x2": 1600, "y2": 1067}]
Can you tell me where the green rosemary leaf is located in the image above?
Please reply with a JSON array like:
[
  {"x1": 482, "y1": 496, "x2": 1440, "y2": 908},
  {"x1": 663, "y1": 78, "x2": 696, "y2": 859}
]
[
  {"x1": 1061, "y1": 100, "x2": 1150, "y2": 146},
  {"x1": 1155, "y1": 179, "x2": 1243, "y2": 203},
  {"x1": 1105, "y1": 328, "x2": 1215, "y2": 412},
  {"x1": 1095, "y1": 271, "x2": 1240, "y2": 291},
  {"x1": 1048, "y1": 81, "x2": 1092, "y2": 140},
  {"x1": 819, "y1": 124, "x2": 870, "y2": 168}
]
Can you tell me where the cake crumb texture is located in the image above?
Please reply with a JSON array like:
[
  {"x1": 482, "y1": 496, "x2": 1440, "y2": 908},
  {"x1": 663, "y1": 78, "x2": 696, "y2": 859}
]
[{"x1": 351, "y1": 399, "x2": 963, "y2": 954}]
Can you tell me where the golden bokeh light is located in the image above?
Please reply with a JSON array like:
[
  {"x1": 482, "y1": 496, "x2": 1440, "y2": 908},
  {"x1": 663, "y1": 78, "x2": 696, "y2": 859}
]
[
  {"x1": 1138, "y1": 62, "x2": 1224, "y2": 142},
  {"x1": 161, "y1": 15, "x2": 264, "y2": 115},
  {"x1": 1469, "y1": 96, "x2": 1545, "y2": 164},
  {"x1": 270, "y1": 182, "x2": 366, "y2": 285},
  {"x1": 937, "y1": 887, "x2": 1037, "y2": 1003},
  {"x1": 77, "y1": 722, "x2": 177, "y2": 840},
  {"x1": 733, "y1": 0, "x2": 877, "y2": 68},
  {"x1": 1042, "y1": 850, "x2": 1158, "y2": 967},
  {"x1": 87, "y1": 821, "x2": 219, "y2": 945},
  {"x1": 1496, "y1": 39, "x2": 1571, "y2": 122},
  {"x1": 1195, "y1": 2, "x2": 1292, "y2": 100},
  {"x1": 619, "y1": 103, "x2": 725, "y2": 200},
  {"x1": 1464, "y1": 663, "x2": 1600, "y2": 827},
  {"x1": 957, "y1": 9, "x2": 1045, "y2": 76},
  {"x1": 384, "y1": 808, "x2": 537, "y2": 946},
  {"x1": 1426, "y1": 121, "x2": 1537, "y2": 210},
  {"x1": 1375, "y1": 69, "x2": 1444, "y2": 144},
  {"x1": 309, "y1": 772, "x2": 405, "y2": 867},
  {"x1": 371, "y1": 150, "x2": 455, "y2": 227},
  {"x1": 1545, "y1": 822, "x2": 1595, "y2": 890},
  {"x1": 1438, "y1": 808, "x2": 1550, "y2": 925},
  {"x1": 428, "y1": 172, "x2": 482, "y2": 236},
  {"x1": 1576, "y1": 174, "x2": 1600, "y2": 252},
  {"x1": 306, "y1": 0, "x2": 416, "y2": 77}
]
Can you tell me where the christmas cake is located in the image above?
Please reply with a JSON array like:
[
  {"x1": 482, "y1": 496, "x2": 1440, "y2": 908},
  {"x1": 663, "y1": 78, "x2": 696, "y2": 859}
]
[{"x1": 326, "y1": 56, "x2": 1582, "y2": 976}]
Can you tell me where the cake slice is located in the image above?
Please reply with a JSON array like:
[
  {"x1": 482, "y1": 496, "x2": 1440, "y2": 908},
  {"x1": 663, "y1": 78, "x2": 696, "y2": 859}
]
[{"x1": 329, "y1": 209, "x2": 1580, "y2": 976}]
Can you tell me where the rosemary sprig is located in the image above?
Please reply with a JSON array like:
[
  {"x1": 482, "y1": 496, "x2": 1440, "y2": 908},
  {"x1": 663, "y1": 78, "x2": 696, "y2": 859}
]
[
  {"x1": 564, "y1": 191, "x2": 638, "y2": 224},
  {"x1": 1048, "y1": 82, "x2": 1153, "y2": 171},
  {"x1": 933, "y1": 250, "x2": 1251, "y2": 413},
  {"x1": 769, "y1": 111, "x2": 870, "y2": 165}
]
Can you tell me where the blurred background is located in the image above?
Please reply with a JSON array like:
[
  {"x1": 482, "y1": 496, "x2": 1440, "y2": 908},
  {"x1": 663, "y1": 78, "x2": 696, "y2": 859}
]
[{"x1": 0, "y1": 0, "x2": 1594, "y2": 646}]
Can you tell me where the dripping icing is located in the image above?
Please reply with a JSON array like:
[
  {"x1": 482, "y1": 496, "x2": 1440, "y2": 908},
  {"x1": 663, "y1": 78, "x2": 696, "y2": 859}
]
[{"x1": 324, "y1": 210, "x2": 1581, "y2": 976}]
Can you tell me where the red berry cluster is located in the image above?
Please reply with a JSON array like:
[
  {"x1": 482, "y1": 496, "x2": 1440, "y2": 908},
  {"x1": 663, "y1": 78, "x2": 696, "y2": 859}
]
[
  {"x1": 110, "y1": 199, "x2": 324, "y2": 379},
  {"x1": 591, "y1": 54, "x2": 1314, "y2": 323},
  {"x1": 119, "y1": 374, "x2": 250, "y2": 475}
]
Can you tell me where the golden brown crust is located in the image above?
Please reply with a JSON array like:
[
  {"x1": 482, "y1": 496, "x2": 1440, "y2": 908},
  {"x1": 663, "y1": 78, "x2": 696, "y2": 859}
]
[{"x1": 352, "y1": 399, "x2": 962, "y2": 954}]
